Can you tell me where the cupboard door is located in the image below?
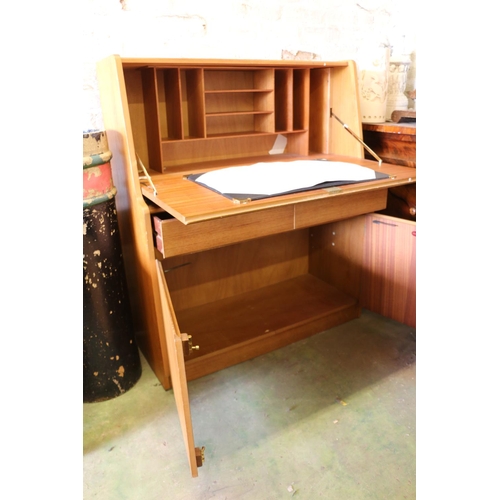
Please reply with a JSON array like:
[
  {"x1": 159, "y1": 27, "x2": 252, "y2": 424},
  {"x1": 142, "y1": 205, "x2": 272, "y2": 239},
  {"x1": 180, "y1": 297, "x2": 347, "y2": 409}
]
[
  {"x1": 156, "y1": 260, "x2": 204, "y2": 477},
  {"x1": 360, "y1": 214, "x2": 416, "y2": 328}
]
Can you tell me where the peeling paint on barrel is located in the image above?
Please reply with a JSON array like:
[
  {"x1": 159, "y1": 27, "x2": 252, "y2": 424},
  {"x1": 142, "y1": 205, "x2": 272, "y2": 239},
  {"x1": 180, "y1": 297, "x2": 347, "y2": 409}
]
[
  {"x1": 83, "y1": 195, "x2": 142, "y2": 402},
  {"x1": 83, "y1": 130, "x2": 141, "y2": 403}
]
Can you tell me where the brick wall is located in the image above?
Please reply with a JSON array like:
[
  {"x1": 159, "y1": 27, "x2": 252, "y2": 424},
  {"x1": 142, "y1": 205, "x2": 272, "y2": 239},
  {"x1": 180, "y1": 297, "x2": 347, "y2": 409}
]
[{"x1": 83, "y1": 0, "x2": 416, "y2": 130}]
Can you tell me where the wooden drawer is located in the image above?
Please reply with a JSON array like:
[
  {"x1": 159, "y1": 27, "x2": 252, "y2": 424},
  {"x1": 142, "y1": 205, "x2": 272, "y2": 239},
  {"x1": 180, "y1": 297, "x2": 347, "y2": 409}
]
[
  {"x1": 153, "y1": 205, "x2": 295, "y2": 258},
  {"x1": 294, "y1": 189, "x2": 388, "y2": 228},
  {"x1": 154, "y1": 189, "x2": 390, "y2": 258}
]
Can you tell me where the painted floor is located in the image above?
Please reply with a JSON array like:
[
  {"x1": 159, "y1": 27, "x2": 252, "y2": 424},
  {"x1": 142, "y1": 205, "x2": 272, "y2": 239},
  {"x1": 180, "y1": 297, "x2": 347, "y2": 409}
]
[{"x1": 83, "y1": 309, "x2": 416, "y2": 499}]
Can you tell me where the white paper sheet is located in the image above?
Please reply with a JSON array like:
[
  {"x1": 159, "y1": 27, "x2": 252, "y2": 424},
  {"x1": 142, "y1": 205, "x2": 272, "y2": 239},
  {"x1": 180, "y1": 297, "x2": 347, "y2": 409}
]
[
  {"x1": 268, "y1": 134, "x2": 287, "y2": 155},
  {"x1": 193, "y1": 160, "x2": 378, "y2": 196}
]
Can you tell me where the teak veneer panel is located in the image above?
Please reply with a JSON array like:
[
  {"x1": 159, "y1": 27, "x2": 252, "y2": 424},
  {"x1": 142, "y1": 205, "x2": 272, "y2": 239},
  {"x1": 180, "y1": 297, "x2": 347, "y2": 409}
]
[
  {"x1": 176, "y1": 274, "x2": 360, "y2": 382},
  {"x1": 159, "y1": 134, "x2": 281, "y2": 169},
  {"x1": 163, "y1": 230, "x2": 310, "y2": 312},
  {"x1": 156, "y1": 261, "x2": 200, "y2": 477},
  {"x1": 309, "y1": 216, "x2": 367, "y2": 300},
  {"x1": 154, "y1": 205, "x2": 295, "y2": 258},
  {"x1": 152, "y1": 185, "x2": 400, "y2": 259},
  {"x1": 294, "y1": 189, "x2": 387, "y2": 229},
  {"x1": 275, "y1": 69, "x2": 293, "y2": 131},
  {"x1": 144, "y1": 155, "x2": 416, "y2": 225},
  {"x1": 97, "y1": 56, "x2": 171, "y2": 388},
  {"x1": 360, "y1": 214, "x2": 416, "y2": 327}
]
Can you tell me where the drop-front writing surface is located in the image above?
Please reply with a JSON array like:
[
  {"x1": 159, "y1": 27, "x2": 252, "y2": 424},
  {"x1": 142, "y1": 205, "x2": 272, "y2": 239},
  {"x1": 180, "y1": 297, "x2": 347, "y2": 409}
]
[{"x1": 143, "y1": 153, "x2": 415, "y2": 225}]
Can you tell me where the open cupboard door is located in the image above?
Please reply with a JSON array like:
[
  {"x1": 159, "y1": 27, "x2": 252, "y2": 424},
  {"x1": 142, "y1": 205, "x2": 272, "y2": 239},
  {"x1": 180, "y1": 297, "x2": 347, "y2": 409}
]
[{"x1": 156, "y1": 260, "x2": 204, "y2": 477}]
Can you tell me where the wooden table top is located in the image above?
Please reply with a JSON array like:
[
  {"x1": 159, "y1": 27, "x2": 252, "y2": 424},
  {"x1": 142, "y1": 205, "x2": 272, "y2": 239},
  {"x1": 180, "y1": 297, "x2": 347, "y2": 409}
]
[{"x1": 362, "y1": 122, "x2": 416, "y2": 135}]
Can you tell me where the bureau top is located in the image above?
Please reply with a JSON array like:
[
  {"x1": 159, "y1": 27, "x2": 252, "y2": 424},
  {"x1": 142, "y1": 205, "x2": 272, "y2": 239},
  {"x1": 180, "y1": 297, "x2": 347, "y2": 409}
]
[{"x1": 119, "y1": 57, "x2": 352, "y2": 69}]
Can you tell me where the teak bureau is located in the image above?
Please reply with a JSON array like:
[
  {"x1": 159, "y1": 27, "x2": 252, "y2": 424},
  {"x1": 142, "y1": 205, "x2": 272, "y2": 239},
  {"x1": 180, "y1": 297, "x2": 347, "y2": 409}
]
[{"x1": 97, "y1": 56, "x2": 416, "y2": 476}]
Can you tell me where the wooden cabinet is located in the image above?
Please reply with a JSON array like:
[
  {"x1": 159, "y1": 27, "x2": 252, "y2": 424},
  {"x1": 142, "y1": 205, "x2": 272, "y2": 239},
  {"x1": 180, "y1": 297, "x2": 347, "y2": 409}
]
[
  {"x1": 362, "y1": 122, "x2": 416, "y2": 168},
  {"x1": 362, "y1": 122, "x2": 416, "y2": 221},
  {"x1": 97, "y1": 56, "x2": 416, "y2": 476}
]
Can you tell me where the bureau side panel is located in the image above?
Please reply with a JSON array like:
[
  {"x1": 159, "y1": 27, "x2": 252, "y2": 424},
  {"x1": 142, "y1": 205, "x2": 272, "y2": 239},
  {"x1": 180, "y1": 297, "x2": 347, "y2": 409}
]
[
  {"x1": 97, "y1": 55, "x2": 172, "y2": 389},
  {"x1": 329, "y1": 62, "x2": 364, "y2": 158}
]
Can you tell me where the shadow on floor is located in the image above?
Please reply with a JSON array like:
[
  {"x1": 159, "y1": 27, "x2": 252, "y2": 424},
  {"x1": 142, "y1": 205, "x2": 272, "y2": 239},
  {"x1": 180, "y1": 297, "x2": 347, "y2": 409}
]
[
  {"x1": 84, "y1": 309, "x2": 415, "y2": 455},
  {"x1": 83, "y1": 309, "x2": 416, "y2": 500},
  {"x1": 187, "y1": 310, "x2": 415, "y2": 452}
]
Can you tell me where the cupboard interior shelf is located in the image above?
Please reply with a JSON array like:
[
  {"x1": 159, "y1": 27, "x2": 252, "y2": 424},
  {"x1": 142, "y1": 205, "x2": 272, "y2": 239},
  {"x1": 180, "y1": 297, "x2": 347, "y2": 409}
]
[
  {"x1": 179, "y1": 274, "x2": 358, "y2": 380},
  {"x1": 158, "y1": 225, "x2": 363, "y2": 382}
]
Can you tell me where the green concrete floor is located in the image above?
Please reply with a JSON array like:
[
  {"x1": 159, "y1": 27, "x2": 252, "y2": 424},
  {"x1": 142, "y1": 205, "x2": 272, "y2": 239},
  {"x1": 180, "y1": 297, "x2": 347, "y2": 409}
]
[{"x1": 83, "y1": 310, "x2": 416, "y2": 499}]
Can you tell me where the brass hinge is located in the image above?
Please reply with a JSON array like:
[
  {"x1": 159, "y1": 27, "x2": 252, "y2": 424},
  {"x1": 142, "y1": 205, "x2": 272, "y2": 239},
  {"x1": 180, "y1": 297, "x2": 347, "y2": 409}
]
[
  {"x1": 195, "y1": 446, "x2": 205, "y2": 467},
  {"x1": 324, "y1": 186, "x2": 342, "y2": 194},
  {"x1": 181, "y1": 333, "x2": 200, "y2": 356}
]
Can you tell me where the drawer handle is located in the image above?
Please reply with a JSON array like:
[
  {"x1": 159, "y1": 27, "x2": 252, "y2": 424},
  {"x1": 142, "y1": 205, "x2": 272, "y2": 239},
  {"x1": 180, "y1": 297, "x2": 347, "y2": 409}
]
[
  {"x1": 163, "y1": 262, "x2": 191, "y2": 273},
  {"x1": 372, "y1": 220, "x2": 398, "y2": 227}
]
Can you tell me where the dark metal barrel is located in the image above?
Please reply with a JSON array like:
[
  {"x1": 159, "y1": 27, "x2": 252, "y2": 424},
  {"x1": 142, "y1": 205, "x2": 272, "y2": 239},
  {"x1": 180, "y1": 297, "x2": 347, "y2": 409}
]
[{"x1": 83, "y1": 130, "x2": 141, "y2": 402}]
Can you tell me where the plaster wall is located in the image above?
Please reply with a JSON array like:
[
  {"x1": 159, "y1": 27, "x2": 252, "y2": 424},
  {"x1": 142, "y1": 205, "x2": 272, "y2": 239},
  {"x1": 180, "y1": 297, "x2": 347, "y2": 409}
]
[{"x1": 83, "y1": 0, "x2": 416, "y2": 131}]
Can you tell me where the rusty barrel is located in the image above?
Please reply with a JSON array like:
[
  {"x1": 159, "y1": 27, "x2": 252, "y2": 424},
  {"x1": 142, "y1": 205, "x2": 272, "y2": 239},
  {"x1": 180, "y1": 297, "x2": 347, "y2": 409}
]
[{"x1": 83, "y1": 130, "x2": 141, "y2": 402}]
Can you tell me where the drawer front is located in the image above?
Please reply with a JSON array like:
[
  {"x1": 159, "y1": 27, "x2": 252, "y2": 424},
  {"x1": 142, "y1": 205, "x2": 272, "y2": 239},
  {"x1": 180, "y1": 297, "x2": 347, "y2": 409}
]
[
  {"x1": 294, "y1": 189, "x2": 387, "y2": 228},
  {"x1": 154, "y1": 205, "x2": 295, "y2": 258}
]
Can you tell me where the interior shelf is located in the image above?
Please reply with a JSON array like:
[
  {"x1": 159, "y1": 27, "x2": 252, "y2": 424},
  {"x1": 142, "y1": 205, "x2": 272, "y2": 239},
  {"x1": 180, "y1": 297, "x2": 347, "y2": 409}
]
[
  {"x1": 160, "y1": 131, "x2": 279, "y2": 144},
  {"x1": 205, "y1": 89, "x2": 273, "y2": 94},
  {"x1": 206, "y1": 111, "x2": 273, "y2": 117},
  {"x1": 160, "y1": 129, "x2": 307, "y2": 142},
  {"x1": 275, "y1": 129, "x2": 307, "y2": 134},
  {"x1": 123, "y1": 63, "x2": 328, "y2": 172},
  {"x1": 204, "y1": 131, "x2": 278, "y2": 139},
  {"x1": 175, "y1": 274, "x2": 359, "y2": 380}
]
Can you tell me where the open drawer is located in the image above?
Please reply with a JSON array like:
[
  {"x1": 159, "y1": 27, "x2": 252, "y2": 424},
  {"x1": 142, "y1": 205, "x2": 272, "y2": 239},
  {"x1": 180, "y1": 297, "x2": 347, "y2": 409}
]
[
  {"x1": 152, "y1": 188, "x2": 389, "y2": 258},
  {"x1": 152, "y1": 205, "x2": 294, "y2": 258}
]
